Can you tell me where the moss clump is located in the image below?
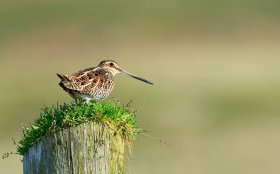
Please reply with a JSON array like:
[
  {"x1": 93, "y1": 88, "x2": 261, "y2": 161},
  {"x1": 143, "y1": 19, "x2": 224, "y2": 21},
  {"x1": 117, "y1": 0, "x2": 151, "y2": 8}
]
[{"x1": 17, "y1": 100, "x2": 141, "y2": 155}]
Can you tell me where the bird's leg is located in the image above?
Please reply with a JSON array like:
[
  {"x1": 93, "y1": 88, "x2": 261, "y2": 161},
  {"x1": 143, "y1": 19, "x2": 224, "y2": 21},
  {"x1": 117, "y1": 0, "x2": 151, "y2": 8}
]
[
  {"x1": 74, "y1": 98, "x2": 78, "y2": 104},
  {"x1": 85, "y1": 98, "x2": 91, "y2": 104}
]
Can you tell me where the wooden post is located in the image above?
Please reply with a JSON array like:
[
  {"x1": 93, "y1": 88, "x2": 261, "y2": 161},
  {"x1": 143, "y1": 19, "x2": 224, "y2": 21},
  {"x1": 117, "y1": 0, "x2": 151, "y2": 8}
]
[{"x1": 23, "y1": 122, "x2": 126, "y2": 174}]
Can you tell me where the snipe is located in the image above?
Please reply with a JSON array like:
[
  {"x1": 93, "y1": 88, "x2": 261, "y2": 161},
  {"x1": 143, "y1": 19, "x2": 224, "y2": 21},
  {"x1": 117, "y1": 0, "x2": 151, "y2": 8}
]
[{"x1": 57, "y1": 60, "x2": 153, "y2": 103}]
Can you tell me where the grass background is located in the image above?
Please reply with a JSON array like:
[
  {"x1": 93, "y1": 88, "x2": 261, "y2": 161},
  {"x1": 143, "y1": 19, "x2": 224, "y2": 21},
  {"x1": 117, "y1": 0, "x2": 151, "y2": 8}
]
[{"x1": 1, "y1": 0, "x2": 280, "y2": 173}]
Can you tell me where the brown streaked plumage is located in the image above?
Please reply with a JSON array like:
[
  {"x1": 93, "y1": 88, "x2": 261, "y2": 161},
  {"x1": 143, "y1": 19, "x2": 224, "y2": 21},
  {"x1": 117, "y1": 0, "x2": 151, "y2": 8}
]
[{"x1": 57, "y1": 60, "x2": 153, "y2": 103}]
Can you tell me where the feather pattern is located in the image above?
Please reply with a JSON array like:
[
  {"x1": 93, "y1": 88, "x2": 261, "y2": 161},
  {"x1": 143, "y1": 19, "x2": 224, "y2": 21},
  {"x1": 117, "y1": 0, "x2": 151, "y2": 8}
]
[
  {"x1": 57, "y1": 67, "x2": 114, "y2": 102},
  {"x1": 57, "y1": 60, "x2": 153, "y2": 103}
]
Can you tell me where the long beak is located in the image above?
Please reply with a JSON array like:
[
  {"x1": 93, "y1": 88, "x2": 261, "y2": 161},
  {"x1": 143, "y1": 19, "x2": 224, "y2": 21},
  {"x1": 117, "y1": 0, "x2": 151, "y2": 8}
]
[{"x1": 117, "y1": 68, "x2": 153, "y2": 85}]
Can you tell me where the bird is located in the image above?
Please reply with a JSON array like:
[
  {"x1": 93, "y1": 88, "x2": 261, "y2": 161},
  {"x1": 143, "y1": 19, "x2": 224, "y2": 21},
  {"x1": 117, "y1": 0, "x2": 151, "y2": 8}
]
[{"x1": 57, "y1": 60, "x2": 153, "y2": 103}]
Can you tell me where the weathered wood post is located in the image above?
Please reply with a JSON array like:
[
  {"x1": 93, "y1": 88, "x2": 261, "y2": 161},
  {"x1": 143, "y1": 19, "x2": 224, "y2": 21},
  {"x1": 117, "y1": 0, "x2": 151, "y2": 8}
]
[
  {"x1": 18, "y1": 102, "x2": 137, "y2": 174},
  {"x1": 23, "y1": 122, "x2": 126, "y2": 174}
]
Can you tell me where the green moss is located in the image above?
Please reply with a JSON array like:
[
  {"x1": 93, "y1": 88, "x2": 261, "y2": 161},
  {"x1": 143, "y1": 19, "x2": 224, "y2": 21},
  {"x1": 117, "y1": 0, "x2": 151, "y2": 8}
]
[{"x1": 17, "y1": 100, "x2": 141, "y2": 156}]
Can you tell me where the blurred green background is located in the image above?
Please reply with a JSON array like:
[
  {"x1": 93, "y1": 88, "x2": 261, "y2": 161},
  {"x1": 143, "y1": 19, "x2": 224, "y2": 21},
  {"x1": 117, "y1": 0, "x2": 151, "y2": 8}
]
[{"x1": 1, "y1": 0, "x2": 280, "y2": 173}]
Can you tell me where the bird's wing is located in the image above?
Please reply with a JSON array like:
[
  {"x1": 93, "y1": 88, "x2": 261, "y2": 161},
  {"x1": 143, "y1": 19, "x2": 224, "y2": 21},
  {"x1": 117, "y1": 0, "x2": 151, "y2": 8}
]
[{"x1": 58, "y1": 67, "x2": 106, "y2": 94}]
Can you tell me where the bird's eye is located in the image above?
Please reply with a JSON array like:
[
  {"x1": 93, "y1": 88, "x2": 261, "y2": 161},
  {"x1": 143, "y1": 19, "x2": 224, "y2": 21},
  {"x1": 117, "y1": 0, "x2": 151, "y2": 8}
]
[{"x1": 109, "y1": 63, "x2": 114, "y2": 66}]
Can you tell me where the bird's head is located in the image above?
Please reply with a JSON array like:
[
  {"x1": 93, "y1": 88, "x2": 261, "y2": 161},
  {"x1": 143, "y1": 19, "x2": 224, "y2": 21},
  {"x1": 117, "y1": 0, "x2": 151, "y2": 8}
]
[{"x1": 98, "y1": 60, "x2": 153, "y2": 85}]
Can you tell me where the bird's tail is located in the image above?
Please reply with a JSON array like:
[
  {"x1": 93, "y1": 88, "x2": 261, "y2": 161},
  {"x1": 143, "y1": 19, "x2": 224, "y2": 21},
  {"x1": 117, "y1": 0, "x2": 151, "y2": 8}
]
[
  {"x1": 57, "y1": 73, "x2": 70, "y2": 90},
  {"x1": 57, "y1": 73, "x2": 70, "y2": 81}
]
